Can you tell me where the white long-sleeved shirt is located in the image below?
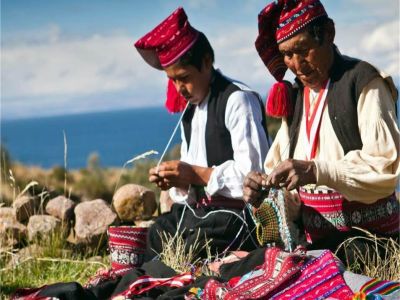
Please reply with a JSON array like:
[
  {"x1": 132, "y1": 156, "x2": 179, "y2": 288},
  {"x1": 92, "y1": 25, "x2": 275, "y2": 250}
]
[
  {"x1": 170, "y1": 73, "x2": 269, "y2": 203},
  {"x1": 265, "y1": 74, "x2": 399, "y2": 204}
]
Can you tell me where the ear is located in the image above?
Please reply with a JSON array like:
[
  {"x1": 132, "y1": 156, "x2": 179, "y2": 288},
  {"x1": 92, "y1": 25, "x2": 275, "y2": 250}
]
[
  {"x1": 325, "y1": 20, "x2": 335, "y2": 44},
  {"x1": 202, "y1": 53, "x2": 213, "y2": 71}
]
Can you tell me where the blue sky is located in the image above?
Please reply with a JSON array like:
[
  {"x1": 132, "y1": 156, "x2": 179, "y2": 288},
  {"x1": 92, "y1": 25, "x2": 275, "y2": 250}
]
[{"x1": 1, "y1": 0, "x2": 399, "y2": 120}]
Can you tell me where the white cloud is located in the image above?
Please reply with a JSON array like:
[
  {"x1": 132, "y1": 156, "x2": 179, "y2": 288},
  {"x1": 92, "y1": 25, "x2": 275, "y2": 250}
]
[
  {"x1": 209, "y1": 27, "x2": 273, "y2": 94},
  {"x1": 346, "y1": 0, "x2": 399, "y2": 19},
  {"x1": 360, "y1": 21, "x2": 399, "y2": 75},
  {"x1": 1, "y1": 26, "x2": 167, "y2": 118},
  {"x1": 2, "y1": 28, "x2": 163, "y2": 99},
  {"x1": 336, "y1": 19, "x2": 399, "y2": 78}
]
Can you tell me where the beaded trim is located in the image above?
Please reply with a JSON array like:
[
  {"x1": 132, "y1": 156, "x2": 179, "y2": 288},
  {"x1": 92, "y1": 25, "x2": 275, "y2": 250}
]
[
  {"x1": 277, "y1": 16, "x2": 324, "y2": 43},
  {"x1": 278, "y1": 3, "x2": 318, "y2": 29},
  {"x1": 251, "y1": 188, "x2": 296, "y2": 252}
]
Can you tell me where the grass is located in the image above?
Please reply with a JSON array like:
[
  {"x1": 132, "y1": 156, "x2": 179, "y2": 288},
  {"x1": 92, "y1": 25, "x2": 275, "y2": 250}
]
[
  {"x1": 158, "y1": 229, "x2": 216, "y2": 277},
  {"x1": 0, "y1": 228, "x2": 109, "y2": 298},
  {"x1": 337, "y1": 228, "x2": 400, "y2": 281},
  {"x1": 0, "y1": 256, "x2": 107, "y2": 297}
]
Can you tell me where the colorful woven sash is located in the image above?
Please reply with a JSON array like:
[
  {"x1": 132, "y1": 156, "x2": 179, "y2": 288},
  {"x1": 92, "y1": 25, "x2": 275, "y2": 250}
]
[{"x1": 299, "y1": 187, "x2": 399, "y2": 243}]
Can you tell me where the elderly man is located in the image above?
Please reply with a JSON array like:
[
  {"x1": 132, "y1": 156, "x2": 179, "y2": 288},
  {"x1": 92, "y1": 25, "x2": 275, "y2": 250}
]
[
  {"x1": 134, "y1": 7, "x2": 270, "y2": 260},
  {"x1": 243, "y1": 0, "x2": 399, "y2": 253}
]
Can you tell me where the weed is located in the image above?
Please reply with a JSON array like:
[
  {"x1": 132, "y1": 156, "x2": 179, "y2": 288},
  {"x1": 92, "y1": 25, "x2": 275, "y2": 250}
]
[{"x1": 336, "y1": 228, "x2": 400, "y2": 281}]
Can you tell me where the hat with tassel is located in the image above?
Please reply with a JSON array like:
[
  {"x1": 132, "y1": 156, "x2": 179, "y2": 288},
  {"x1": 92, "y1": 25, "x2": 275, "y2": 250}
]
[
  {"x1": 134, "y1": 7, "x2": 199, "y2": 113},
  {"x1": 255, "y1": 0, "x2": 328, "y2": 117}
]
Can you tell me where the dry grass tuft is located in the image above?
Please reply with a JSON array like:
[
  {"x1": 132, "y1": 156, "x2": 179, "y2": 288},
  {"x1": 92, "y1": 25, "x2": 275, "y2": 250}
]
[
  {"x1": 157, "y1": 230, "x2": 213, "y2": 274},
  {"x1": 336, "y1": 227, "x2": 400, "y2": 281}
]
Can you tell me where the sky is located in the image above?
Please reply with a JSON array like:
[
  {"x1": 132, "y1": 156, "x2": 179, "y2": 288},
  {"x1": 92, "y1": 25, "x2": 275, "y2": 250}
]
[{"x1": 1, "y1": 0, "x2": 399, "y2": 120}]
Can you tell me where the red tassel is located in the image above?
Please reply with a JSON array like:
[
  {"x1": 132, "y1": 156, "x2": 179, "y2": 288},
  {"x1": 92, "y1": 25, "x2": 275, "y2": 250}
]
[
  {"x1": 266, "y1": 81, "x2": 292, "y2": 118},
  {"x1": 165, "y1": 79, "x2": 187, "y2": 113}
]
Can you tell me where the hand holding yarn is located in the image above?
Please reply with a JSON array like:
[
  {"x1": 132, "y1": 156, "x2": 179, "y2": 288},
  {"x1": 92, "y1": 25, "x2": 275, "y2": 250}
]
[
  {"x1": 148, "y1": 168, "x2": 170, "y2": 190},
  {"x1": 266, "y1": 159, "x2": 317, "y2": 191},
  {"x1": 149, "y1": 160, "x2": 214, "y2": 191},
  {"x1": 243, "y1": 171, "x2": 270, "y2": 208}
]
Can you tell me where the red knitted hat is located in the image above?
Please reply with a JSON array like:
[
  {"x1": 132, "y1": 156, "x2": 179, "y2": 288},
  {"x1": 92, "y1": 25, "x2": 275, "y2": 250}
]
[
  {"x1": 135, "y1": 7, "x2": 198, "y2": 113},
  {"x1": 255, "y1": 0, "x2": 327, "y2": 81},
  {"x1": 255, "y1": 0, "x2": 328, "y2": 118},
  {"x1": 134, "y1": 7, "x2": 199, "y2": 70}
]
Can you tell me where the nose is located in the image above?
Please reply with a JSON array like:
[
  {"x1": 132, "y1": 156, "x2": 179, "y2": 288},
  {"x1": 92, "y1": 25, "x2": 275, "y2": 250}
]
[
  {"x1": 292, "y1": 53, "x2": 306, "y2": 71},
  {"x1": 174, "y1": 80, "x2": 184, "y2": 94}
]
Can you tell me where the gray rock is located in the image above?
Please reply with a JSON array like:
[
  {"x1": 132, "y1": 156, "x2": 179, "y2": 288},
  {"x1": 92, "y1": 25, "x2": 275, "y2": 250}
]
[
  {"x1": 27, "y1": 215, "x2": 61, "y2": 240},
  {"x1": 0, "y1": 207, "x2": 27, "y2": 247},
  {"x1": 113, "y1": 184, "x2": 157, "y2": 222},
  {"x1": 159, "y1": 190, "x2": 174, "y2": 214},
  {"x1": 135, "y1": 219, "x2": 155, "y2": 228},
  {"x1": 0, "y1": 206, "x2": 16, "y2": 219},
  {"x1": 45, "y1": 195, "x2": 75, "y2": 222},
  {"x1": 13, "y1": 195, "x2": 39, "y2": 222},
  {"x1": 72, "y1": 199, "x2": 116, "y2": 245}
]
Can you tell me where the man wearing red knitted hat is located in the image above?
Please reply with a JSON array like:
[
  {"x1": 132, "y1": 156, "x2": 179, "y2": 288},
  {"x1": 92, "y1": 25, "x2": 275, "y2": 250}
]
[
  {"x1": 135, "y1": 7, "x2": 270, "y2": 260},
  {"x1": 243, "y1": 0, "x2": 399, "y2": 258}
]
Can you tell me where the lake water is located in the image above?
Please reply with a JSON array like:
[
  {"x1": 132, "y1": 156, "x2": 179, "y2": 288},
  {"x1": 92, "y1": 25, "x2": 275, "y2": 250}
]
[{"x1": 1, "y1": 107, "x2": 181, "y2": 169}]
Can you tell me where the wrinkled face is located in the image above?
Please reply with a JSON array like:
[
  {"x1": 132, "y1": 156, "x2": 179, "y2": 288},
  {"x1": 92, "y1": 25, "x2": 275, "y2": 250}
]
[
  {"x1": 164, "y1": 57, "x2": 212, "y2": 105},
  {"x1": 278, "y1": 29, "x2": 334, "y2": 90}
]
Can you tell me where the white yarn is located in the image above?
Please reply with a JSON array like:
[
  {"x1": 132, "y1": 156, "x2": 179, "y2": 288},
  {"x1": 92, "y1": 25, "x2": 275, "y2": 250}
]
[{"x1": 156, "y1": 102, "x2": 190, "y2": 171}]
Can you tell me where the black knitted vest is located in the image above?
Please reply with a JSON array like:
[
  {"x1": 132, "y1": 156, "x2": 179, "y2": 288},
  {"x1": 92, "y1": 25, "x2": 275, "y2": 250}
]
[{"x1": 182, "y1": 71, "x2": 268, "y2": 167}]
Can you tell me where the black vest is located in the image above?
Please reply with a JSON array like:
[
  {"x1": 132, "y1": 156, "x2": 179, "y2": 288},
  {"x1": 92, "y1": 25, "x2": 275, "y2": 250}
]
[
  {"x1": 288, "y1": 49, "x2": 381, "y2": 158},
  {"x1": 182, "y1": 71, "x2": 268, "y2": 167}
]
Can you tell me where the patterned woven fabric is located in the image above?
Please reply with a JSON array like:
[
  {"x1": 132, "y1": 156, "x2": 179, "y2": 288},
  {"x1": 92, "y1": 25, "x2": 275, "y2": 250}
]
[
  {"x1": 10, "y1": 287, "x2": 55, "y2": 300},
  {"x1": 252, "y1": 188, "x2": 297, "y2": 251},
  {"x1": 107, "y1": 226, "x2": 148, "y2": 276},
  {"x1": 202, "y1": 246, "x2": 307, "y2": 300},
  {"x1": 111, "y1": 272, "x2": 195, "y2": 299},
  {"x1": 271, "y1": 250, "x2": 353, "y2": 299},
  {"x1": 352, "y1": 278, "x2": 400, "y2": 299},
  {"x1": 83, "y1": 268, "x2": 119, "y2": 289},
  {"x1": 299, "y1": 188, "x2": 399, "y2": 243},
  {"x1": 202, "y1": 247, "x2": 355, "y2": 300}
]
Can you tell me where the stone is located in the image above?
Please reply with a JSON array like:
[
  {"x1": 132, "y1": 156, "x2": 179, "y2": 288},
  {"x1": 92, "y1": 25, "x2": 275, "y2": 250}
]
[
  {"x1": 27, "y1": 215, "x2": 61, "y2": 240},
  {"x1": 13, "y1": 195, "x2": 39, "y2": 223},
  {"x1": 0, "y1": 206, "x2": 16, "y2": 219},
  {"x1": 72, "y1": 199, "x2": 117, "y2": 245},
  {"x1": 113, "y1": 184, "x2": 157, "y2": 222},
  {"x1": 45, "y1": 195, "x2": 75, "y2": 222},
  {"x1": 0, "y1": 207, "x2": 27, "y2": 248},
  {"x1": 159, "y1": 190, "x2": 174, "y2": 214},
  {"x1": 135, "y1": 219, "x2": 155, "y2": 228}
]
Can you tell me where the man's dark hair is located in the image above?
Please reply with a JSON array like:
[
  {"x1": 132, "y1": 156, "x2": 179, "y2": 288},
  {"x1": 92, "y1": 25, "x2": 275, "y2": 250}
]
[
  {"x1": 175, "y1": 32, "x2": 215, "y2": 70},
  {"x1": 306, "y1": 16, "x2": 334, "y2": 45}
]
